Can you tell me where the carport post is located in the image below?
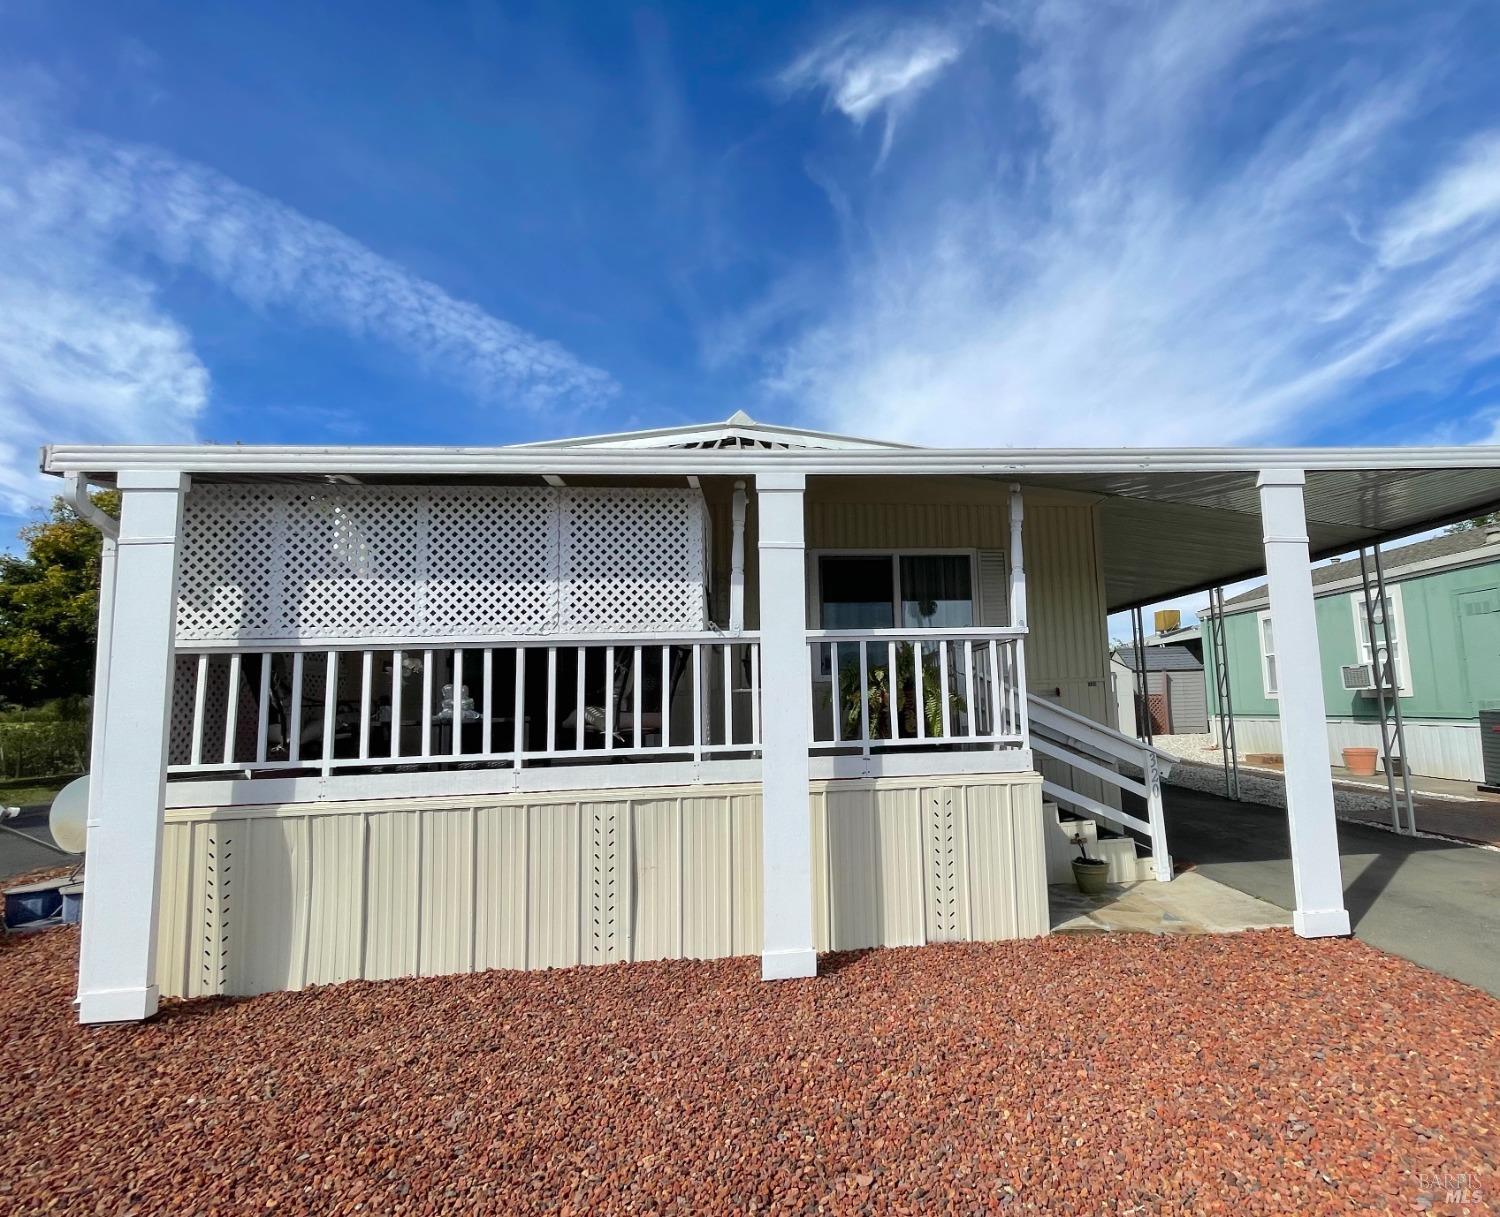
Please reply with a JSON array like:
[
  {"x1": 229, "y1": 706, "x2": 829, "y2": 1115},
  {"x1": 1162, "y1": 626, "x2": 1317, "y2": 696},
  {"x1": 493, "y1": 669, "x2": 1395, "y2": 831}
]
[
  {"x1": 1257, "y1": 470, "x2": 1351, "y2": 938},
  {"x1": 77, "y1": 471, "x2": 189, "y2": 1022},
  {"x1": 755, "y1": 472, "x2": 817, "y2": 980}
]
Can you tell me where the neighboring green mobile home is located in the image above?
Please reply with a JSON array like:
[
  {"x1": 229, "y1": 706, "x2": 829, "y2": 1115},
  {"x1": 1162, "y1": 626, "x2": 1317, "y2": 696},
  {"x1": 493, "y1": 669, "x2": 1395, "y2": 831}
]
[{"x1": 1202, "y1": 528, "x2": 1500, "y2": 783}]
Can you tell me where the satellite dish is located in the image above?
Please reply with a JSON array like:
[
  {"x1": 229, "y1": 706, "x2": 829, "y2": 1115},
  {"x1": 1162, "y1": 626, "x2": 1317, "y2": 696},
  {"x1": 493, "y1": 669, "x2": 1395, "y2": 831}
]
[{"x1": 49, "y1": 776, "x2": 89, "y2": 855}]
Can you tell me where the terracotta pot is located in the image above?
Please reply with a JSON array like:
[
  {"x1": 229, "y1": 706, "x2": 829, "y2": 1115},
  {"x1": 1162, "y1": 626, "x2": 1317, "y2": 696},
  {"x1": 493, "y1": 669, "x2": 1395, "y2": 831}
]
[
  {"x1": 1342, "y1": 746, "x2": 1379, "y2": 777},
  {"x1": 1072, "y1": 857, "x2": 1111, "y2": 895}
]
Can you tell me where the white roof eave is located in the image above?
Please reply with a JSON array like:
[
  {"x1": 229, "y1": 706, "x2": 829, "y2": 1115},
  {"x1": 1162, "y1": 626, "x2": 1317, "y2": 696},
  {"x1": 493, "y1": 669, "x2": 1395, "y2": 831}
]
[{"x1": 39, "y1": 443, "x2": 1500, "y2": 478}]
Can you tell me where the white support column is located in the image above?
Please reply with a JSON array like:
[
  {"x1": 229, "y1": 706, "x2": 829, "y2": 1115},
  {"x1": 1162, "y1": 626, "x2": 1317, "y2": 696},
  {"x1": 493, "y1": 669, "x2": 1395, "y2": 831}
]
[
  {"x1": 729, "y1": 479, "x2": 747, "y2": 633},
  {"x1": 77, "y1": 471, "x2": 189, "y2": 1023},
  {"x1": 1007, "y1": 484, "x2": 1031, "y2": 744},
  {"x1": 1257, "y1": 470, "x2": 1351, "y2": 938},
  {"x1": 755, "y1": 472, "x2": 816, "y2": 980}
]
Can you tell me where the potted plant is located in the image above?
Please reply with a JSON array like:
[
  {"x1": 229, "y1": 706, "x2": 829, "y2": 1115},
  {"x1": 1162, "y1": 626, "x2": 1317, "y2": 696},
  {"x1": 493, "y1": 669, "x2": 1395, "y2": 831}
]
[
  {"x1": 1070, "y1": 835, "x2": 1110, "y2": 894},
  {"x1": 828, "y1": 643, "x2": 963, "y2": 741}
]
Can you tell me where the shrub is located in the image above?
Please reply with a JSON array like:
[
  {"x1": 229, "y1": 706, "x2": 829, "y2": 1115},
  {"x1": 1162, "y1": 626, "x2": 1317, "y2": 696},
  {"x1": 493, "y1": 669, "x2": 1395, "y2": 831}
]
[{"x1": 0, "y1": 719, "x2": 89, "y2": 779}]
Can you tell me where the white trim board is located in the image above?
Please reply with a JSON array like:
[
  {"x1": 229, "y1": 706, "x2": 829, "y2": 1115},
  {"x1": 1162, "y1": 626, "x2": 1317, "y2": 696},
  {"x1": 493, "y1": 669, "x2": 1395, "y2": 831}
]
[{"x1": 44, "y1": 443, "x2": 1500, "y2": 478}]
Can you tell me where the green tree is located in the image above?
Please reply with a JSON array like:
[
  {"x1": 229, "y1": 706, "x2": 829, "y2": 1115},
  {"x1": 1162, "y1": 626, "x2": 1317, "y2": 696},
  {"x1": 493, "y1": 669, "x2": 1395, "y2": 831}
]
[
  {"x1": 0, "y1": 491, "x2": 119, "y2": 707},
  {"x1": 1446, "y1": 510, "x2": 1500, "y2": 534}
]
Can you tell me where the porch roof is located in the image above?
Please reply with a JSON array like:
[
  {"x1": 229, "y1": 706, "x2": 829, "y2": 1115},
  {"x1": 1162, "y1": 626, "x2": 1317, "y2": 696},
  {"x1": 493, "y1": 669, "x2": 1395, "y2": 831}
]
[{"x1": 41, "y1": 441, "x2": 1500, "y2": 612}]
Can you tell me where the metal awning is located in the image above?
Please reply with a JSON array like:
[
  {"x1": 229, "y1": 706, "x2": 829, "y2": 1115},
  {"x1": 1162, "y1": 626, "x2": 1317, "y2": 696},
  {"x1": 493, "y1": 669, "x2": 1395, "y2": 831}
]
[
  {"x1": 1009, "y1": 466, "x2": 1500, "y2": 610},
  {"x1": 41, "y1": 442, "x2": 1500, "y2": 612}
]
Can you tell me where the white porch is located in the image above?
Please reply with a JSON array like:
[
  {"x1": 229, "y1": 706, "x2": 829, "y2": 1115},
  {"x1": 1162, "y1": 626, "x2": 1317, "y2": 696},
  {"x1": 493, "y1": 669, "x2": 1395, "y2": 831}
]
[{"x1": 45, "y1": 418, "x2": 1500, "y2": 1021}]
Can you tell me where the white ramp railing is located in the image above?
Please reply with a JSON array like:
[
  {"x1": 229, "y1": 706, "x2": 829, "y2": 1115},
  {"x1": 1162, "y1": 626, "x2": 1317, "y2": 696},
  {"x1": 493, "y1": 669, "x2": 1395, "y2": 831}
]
[{"x1": 1028, "y1": 694, "x2": 1176, "y2": 882}]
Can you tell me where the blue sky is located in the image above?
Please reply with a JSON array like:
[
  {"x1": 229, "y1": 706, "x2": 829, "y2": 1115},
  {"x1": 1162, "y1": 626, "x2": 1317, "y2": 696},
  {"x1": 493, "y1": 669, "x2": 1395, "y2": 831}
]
[{"x1": 3, "y1": 0, "x2": 1500, "y2": 546}]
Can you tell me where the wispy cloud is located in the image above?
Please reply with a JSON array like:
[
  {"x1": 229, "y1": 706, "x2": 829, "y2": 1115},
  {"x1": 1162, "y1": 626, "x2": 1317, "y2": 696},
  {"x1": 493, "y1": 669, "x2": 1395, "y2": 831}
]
[
  {"x1": 1377, "y1": 132, "x2": 1500, "y2": 268},
  {"x1": 766, "y1": 1, "x2": 1500, "y2": 448},
  {"x1": 0, "y1": 92, "x2": 616, "y2": 516},
  {"x1": 778, "y1": 9, "x2": 987, "y2": 161}
]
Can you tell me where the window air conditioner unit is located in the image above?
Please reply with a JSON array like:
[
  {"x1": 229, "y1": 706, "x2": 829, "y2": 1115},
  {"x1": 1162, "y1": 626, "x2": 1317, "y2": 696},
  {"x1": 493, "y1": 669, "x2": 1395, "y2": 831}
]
[{"x1": 1341, "y1": 663, "x2": 1376, "y2": 692}]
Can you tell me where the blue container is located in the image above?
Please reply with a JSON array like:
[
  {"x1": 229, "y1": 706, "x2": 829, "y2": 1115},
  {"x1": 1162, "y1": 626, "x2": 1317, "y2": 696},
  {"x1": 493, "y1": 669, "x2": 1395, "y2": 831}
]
[
  {"x1": 61, "y1": 882, "x2": 84, "y2": 924},
  {"x1": 4, "y1": 880, "x2": 65, "y2": 927}
]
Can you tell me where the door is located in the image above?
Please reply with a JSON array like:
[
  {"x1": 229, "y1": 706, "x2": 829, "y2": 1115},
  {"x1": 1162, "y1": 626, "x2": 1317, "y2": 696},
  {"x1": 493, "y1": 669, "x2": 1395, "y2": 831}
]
[{"x1": 1456, "y1": 587, "x2": 1500, "y2": 713}]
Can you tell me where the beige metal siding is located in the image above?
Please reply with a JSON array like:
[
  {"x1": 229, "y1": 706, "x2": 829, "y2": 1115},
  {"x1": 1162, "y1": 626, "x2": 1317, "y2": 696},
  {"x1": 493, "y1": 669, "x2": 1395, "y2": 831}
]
[
  {"x1": 156, "y1": 773, "x2": 1046, "y2": 999},
  {"x1": 802, "y1": 485, "x2": 1112, "y2": 717},
  {"x1": 805, "y1": 485, "x2": 1117, "y2": 808}
]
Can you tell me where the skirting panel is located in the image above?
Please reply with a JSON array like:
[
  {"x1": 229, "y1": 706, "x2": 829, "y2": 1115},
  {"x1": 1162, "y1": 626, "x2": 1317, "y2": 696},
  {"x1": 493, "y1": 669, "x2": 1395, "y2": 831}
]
[
  {"x1": 1211, "y1": 717, "x2": 1484, "y2": 783},
  {"x1": 155, "y1": 773, "x2": 1047, "y2": 999}
]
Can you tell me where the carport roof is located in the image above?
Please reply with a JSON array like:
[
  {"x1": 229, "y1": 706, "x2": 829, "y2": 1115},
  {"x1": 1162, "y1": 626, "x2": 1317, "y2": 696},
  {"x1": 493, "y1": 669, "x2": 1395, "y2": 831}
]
[{"x1": 41, "y1": 440, "x2": 1500, "y2": 614}]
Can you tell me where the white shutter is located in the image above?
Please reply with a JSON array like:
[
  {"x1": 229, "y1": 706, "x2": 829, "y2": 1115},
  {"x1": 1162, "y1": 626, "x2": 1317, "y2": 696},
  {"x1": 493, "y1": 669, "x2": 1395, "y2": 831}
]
[{"x1": 977, "y1": 549, "x2": 1009, "y2": 626}]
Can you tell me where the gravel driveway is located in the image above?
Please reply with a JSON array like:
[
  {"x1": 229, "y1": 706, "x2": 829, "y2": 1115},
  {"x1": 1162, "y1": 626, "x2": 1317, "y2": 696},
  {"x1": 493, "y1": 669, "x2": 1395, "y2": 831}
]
[{"x1": 3, "y1": 927, "x2": 1495, "y2": 1214}]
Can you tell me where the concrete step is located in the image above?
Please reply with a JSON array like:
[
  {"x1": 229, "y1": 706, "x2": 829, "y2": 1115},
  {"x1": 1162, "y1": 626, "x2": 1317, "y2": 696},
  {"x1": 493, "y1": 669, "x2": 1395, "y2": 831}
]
[{"x1": 1043, "y1": 801, "x2": 1156, "y2": 884}]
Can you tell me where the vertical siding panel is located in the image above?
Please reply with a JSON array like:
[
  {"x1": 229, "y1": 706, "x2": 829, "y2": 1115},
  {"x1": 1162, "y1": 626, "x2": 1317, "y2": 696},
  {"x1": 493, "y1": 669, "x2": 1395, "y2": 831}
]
[
  {"x1": 681, "y1": 796, "x2": 731, "y2": 959},
  {"x1": 419, "y1": 808, "x2": 474, "y2": 976},
  {"x1": 921, "y1": 785, "x2": 963, "y2": 943},
  {"x1": 305, "y1": 814, "x2": 365, "y2": 985},
  {"x1": 873, "y1": 784, "x2": 925, "y2": 947},
  {"x1": 475, "y1": 804, "x2": 528, "y2": 970},
  {"x1": 964, "y1": 782, "x2": 1015, "y2": 941},
  {"x1": 527, "y1": 802, "x2": 580, "y2": 969},
  {"x1": 154, "y1": 822, "x2": 192, "y2": 999},
  {"x1": 234, "y1": 816, "x2": 306, "y2": 996},
  {"x1": 1011, "y1": 781, "x2": 1049, "y2": 937},
  {"x1": 629, "y1": 799, "x2": 678, "y2": 961},
  {"x1": 187, "y1": 820, "x2": 226, "y2": 999},
  {"x1": 582, "y1": 800, "x2": 626, "y2": 965},
  {"x1": 825, "y1": 786, "x2": 878, "y2": 951},
  {"x1": 809, "y1": 788, "x2": 830, "y2": 952},
  {"x1": 365, "y1": 810, "x2": 420, "y2": 980},
  {"x1": 730, "y1": 793, "x2": 763, "y2": 955}
]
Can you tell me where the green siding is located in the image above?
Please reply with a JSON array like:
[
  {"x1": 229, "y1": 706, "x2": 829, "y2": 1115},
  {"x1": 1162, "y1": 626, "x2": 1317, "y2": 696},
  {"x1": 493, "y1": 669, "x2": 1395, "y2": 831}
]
[{"x1": 1204, "y1": 556, "x2": 1500, "y2": 723}]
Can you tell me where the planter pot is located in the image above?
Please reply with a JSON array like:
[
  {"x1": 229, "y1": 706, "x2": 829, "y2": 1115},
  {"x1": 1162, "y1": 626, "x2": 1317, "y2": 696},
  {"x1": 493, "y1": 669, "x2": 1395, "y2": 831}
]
[
  {"x1": 1342, "y1": 746, "x2": 1379, "y2": 777},
  {"x1": 1071, "y1": 857, "x2": 1111, "y2": 895}
]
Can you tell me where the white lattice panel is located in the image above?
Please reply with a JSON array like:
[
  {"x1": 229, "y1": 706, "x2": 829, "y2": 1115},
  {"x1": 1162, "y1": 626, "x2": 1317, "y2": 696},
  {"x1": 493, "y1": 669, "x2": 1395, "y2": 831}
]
[
  {"x1": 426, "y1": 487, "x2": 558, "y2": 634},
  {"x1": 279, "y1": 488, "x2": 423, "y2": 637},
  {"x1": 560, "y1": 488, "x2": 707, "y2": 632},
  {"x1": 176, "y1": 484, "x2": 705, "y2": 642},
  {"x1": 175, "y1": 486, "x2": 279, "y2": 639}
]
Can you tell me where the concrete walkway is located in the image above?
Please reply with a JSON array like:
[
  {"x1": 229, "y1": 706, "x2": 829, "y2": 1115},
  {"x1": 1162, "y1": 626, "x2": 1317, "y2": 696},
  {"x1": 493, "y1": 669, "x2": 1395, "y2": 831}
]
[
  {"x1": 1050, "y1": 870, "x2": 1291, "y2": 934},
  {"x1": 1161, "y1": 786, "x2": 1500, "y2": 997}
]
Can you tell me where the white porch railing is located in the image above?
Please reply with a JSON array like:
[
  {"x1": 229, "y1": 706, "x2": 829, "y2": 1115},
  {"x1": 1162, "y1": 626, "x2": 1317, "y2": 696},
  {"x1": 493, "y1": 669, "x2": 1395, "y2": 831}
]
[
  {"x1": 807, "y1": 628, "x2": 1029, "y2": 753},
  {"x1": 167, "y1": 633, "x2": 761, "y2": 778},
  {"x1": 1028, "y1": 694, "x2": 1176, "y2": 882}
]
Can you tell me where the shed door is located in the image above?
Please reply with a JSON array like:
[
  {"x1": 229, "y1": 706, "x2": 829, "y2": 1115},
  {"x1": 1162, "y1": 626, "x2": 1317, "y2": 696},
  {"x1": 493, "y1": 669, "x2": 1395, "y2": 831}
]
[{"x1": 1456, "y1": 587, "x2": 1500, "y2": 713}]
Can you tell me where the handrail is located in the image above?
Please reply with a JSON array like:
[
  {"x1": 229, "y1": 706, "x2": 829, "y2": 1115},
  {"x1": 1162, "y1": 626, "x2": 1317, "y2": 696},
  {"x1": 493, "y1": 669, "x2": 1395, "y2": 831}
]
[
  {"x1": 1029, "y1": 694, "x2": 1178, "y2": 770},
  {"x1": 176, "y1": 630, "x2": 760, "y2": 654},
  {"x1": 806, "y1": 626, "x2": 1028, "y2": 641},
  {"x1": 1028, "y1": 693, "x2": 1174, "y2": 882}
]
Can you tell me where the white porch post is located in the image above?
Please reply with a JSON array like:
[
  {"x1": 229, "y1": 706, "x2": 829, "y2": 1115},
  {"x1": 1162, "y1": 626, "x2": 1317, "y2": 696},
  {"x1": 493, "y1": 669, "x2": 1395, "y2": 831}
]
[
  {"x1": 1007, "y1": 484, "x2": 1031, "y2": 743},
  {"x1": 77, "y1": 471, "x2": 189, "y2": 1023},
  {"x1": 1257, "y1": 470, "x2": 1350, "y2": 938},
  {"x1": 755, "y1": 471, "x2": 817, "y2": 980}
]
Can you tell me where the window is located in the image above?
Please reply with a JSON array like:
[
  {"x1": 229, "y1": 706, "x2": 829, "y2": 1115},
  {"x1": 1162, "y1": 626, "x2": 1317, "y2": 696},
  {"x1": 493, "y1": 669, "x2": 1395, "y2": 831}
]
[
  {"x1": 816, "y1": 553, "x2": 975, "y2": 629},
  {"x1": 1350, "y1": 587, "x2": 1412, "y2": 696},
  {"x1": 899, "y1": 555, "x2": 974, "y2": 628},
  {"x1": 817, "y1": 556, "x2": 896, "y2": 629},
  {"x1": 1257, "y1": 611, "x2": 1278, "y2": 698}
]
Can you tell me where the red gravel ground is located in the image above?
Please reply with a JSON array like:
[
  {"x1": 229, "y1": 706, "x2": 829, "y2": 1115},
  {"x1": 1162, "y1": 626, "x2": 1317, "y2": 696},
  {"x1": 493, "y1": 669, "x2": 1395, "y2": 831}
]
[{"x1": 2, "y1": 928, "x2": 1496, "y2": 1215}]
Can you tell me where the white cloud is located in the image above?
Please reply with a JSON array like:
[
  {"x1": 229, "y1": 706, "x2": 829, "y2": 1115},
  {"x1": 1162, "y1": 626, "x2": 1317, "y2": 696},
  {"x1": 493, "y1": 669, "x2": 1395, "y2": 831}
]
[
  {"x1": 779, "y1": 11, "x2": 982, "y2": 159},
  {"x1": 0, "y1": 245, "x2": 208, "y2": 517},
  {"x1": 0, "y1": 100, "x2": 616, "y2": 517},
  {"x1": 768, "y1": 1, "x2": 1500, "y2": 449},
  {"x1": 1377, "y1": 132, "x2": 1500, "y2": 268}
]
